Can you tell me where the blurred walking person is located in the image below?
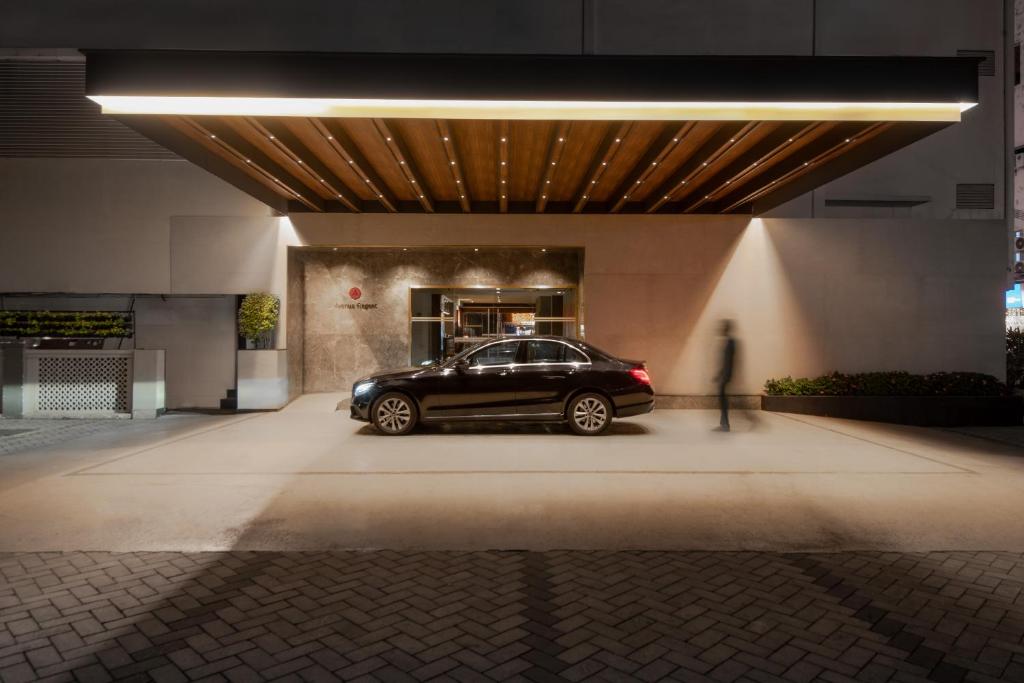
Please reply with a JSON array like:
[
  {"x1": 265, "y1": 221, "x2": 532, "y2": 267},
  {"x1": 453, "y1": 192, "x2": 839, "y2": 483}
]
[{"x1": 714, "y1": 319, "x2": 736, "y2": 432}]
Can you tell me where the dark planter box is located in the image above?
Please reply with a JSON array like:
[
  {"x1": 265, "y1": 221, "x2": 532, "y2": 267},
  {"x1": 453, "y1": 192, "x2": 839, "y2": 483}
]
[{"x1": 762, "y1": 395, "x2": 1023, "y2": 427}]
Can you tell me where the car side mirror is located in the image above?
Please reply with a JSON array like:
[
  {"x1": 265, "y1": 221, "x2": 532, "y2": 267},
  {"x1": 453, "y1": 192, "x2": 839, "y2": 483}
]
[{"x1": 453, "y1": 358, "x2": 469, "y2": 373}]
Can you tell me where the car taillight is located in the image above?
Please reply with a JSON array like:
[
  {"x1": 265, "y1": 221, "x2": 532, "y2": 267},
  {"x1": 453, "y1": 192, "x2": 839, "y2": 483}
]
[{"x1": 629, "y1": 366, "x2": 652, "y2": 385}]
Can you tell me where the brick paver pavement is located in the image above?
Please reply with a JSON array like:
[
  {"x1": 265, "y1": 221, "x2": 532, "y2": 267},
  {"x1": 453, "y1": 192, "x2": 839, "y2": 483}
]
[{"x1": 1, "y1": 551, "x2": 1022, "y2": 682}]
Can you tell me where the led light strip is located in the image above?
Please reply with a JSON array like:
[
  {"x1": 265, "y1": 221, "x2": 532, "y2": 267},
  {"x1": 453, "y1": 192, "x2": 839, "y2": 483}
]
[{"x1": 89, "y1": 96, "x2": 976, "y2": 122}]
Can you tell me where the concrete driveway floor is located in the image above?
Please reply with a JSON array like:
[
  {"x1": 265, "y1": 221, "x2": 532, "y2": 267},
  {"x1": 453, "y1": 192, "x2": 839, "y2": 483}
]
[{"x1": 0, "y1": 394, "x2": 1023, "y2": 552}]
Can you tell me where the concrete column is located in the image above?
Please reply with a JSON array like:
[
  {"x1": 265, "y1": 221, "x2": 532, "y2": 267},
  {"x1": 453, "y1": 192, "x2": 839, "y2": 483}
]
[
  {"x1": 1, "y1": 346, "x2": 24, "y2": 418},
  {"x1": 132, "y1": 349, "x2": 166, "y2": 419},
  {"x1": 237, "y1": 349, "x2": 289, "y2": 410}
]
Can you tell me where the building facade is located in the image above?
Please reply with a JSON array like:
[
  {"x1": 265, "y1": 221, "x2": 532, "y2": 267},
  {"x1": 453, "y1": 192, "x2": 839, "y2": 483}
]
[{"x1": 0, "y1": 1, "x2": 1012, "y2": 412}]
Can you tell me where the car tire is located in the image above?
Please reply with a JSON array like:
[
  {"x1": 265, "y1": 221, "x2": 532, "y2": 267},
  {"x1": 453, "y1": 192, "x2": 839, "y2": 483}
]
[
  {"x1": 567, "y1": 392, "x2": 612, "y2": 436},
  {"x1": 371, "y1": 392, "x2": 418, "y2": 435}
]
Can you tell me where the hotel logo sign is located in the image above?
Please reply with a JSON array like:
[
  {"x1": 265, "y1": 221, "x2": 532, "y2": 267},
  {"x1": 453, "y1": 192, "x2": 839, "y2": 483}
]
[{"x1": 338, "y1": 286, "x2": 378, "y2": 310}]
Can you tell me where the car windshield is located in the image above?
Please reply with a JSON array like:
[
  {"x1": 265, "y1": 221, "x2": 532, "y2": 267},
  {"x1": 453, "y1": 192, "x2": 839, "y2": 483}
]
[{"x1": 443, "y1": 340, "x2": 489, "y2": 366}]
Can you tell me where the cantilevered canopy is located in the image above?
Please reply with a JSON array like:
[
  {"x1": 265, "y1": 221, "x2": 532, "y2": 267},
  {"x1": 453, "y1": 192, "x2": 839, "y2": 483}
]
[{"x1": 85, "y1": 51, "x2": 979, "y2": 215}]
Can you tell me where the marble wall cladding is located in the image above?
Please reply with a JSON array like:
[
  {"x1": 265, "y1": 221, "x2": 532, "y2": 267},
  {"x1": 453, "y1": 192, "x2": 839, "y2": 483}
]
[
  {"x1": 297, "y1": 248, "x2": 581, "y2": 393},
  {"x1": 286, "y1": 248, "x2": 305, "y2": 402}
]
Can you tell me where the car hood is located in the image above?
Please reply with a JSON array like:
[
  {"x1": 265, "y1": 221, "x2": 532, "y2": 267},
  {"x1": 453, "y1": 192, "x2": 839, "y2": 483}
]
[{"x1": 354, "y1": 366, "x2": 440, "y2": 385}]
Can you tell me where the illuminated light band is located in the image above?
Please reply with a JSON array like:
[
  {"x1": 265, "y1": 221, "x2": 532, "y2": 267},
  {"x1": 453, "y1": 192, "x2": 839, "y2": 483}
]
[{"x1": 88, "y1": 96, "x2": 977, "y2": 122}]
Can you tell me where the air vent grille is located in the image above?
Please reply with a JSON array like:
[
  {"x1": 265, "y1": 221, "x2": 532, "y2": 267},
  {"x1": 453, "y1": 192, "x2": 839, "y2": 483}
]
[
  {"x1": 0, "y1": 60, "x2": 177, "y2": 159},
  {"x1": 955, "y1": 183, "x2": 995, "y2": 210},
  {"x1": 957, "y1": 49, "x2": 996, "y2": 77}
]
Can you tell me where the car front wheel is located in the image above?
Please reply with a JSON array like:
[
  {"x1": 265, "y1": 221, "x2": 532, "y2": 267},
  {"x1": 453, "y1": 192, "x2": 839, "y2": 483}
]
[
  {"x1": 567, "y1": 393, "x2": 612, "y2": 436},
  {"x1": 372, "y1": 392, "x2": 418, "y2": 435}
]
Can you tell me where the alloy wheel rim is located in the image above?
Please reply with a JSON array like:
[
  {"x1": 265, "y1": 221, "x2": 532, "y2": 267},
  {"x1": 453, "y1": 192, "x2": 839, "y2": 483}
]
[
  {"x1": 573, "y1": 397, "x2": 607, "y2": 432},
  {"x1": 377, "y1": 397, "x2": 412, "y2": 433}
]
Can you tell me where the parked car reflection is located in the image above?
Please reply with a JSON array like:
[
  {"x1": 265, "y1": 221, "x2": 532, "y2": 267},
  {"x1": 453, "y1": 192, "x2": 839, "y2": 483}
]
[{"x1": 350, "y1": 336, "x2": 654, "y2": 436}]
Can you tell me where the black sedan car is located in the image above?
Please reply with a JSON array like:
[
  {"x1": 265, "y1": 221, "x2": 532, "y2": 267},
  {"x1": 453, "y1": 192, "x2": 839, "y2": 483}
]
[{"x1": 350, "y1": 336, "x2": 654, "y2": 435}]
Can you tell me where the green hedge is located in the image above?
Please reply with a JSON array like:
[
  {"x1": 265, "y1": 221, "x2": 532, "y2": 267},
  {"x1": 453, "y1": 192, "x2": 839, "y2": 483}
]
[
  {"x1": 0, "y1": 311, "x2": 133, "y2": 338},
  {"x1": 764, "y1": 371, "x2": 1006, "y2": 397}
]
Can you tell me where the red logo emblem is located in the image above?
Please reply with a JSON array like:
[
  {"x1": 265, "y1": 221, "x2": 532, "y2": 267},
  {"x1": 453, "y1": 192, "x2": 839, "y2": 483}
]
[{"x1": 348, "y1": 287, "x2": 362, "y2": 301}]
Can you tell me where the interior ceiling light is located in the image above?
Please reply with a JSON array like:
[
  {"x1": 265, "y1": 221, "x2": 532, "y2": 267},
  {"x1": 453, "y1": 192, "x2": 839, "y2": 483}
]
[{"x1": 87, "y1": 96, "x2": 976, "y2": 122}]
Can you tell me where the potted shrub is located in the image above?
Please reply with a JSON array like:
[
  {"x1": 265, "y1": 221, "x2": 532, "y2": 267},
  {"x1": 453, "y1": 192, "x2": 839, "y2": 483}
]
[
  {"x1": 238, "y1": 292, "x2": 279, "y2": 349},
  {"x1": 236, "y1": 293, "x2": 288, "y2": 410}
]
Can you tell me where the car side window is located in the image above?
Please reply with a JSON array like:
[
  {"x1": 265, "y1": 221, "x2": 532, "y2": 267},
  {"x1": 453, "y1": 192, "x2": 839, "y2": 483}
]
[
  {"x1": 526, "y1": 340, "x2": 588, "y2": 364},
  {"x1": 527, "y1": 340, "x2": 564, "y2": 363},
  {"x1": 468, "y1": 342, "x2": 519, "y2": 367},
  {"x1": 563, "y1": 346, "x2": 588, "y2": 364}
]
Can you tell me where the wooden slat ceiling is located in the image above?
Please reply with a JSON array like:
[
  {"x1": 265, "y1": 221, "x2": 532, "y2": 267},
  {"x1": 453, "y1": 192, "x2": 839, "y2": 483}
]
[{"x1": 133, "y1": 114, "x2": 950, "y2": 215}]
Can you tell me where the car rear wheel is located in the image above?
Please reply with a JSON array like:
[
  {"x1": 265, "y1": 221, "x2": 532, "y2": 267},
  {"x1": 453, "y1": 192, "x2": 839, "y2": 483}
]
[
  {"x1": 372, "y1": 392, "x2": 418, "y2": 435},
  {"x1": 567, "y1": 393, "x2": 612, "y2": 436}
]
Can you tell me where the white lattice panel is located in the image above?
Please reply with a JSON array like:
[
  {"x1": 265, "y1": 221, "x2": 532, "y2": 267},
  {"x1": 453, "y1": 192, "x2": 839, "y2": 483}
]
[{"x1": 24, "y1": 351, "x2": 133, "y2": 417}]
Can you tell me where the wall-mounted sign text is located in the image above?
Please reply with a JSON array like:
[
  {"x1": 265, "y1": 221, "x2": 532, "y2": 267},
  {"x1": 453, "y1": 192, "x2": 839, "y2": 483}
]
[{"x1": 338, "y1": 286, "x2": 377, "y2": 310}]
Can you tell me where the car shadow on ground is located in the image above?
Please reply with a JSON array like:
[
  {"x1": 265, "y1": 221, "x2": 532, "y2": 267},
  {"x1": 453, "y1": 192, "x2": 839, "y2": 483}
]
[{"x1": 353, "y1": 421, "x2": 650, "y2": 437}]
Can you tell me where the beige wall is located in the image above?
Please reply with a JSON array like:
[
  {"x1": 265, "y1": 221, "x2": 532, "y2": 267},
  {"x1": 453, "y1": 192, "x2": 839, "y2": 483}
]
[
  {"x1": 0, "y1": 159, "x2": 272, "y2": 294},
  {"x1": 289, "y1": 214, "x2": 1007, "y2": 395},
  {"x1": 0, "y1": 159, "x2": 1007, "y2": 398}
]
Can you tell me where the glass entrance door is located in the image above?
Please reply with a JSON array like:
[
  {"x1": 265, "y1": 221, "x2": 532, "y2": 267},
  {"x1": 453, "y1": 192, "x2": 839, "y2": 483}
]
[{"x1": 409, "y1": 286, "x2": 577, "y2": 366}]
